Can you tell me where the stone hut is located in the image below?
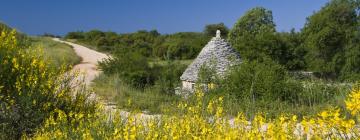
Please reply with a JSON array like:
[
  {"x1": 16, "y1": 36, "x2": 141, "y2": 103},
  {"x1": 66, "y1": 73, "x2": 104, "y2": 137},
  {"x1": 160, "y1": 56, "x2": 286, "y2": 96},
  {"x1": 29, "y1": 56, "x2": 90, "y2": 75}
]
[{"x1": 180, "y1": 30, "x2": 241, "y2": 92}]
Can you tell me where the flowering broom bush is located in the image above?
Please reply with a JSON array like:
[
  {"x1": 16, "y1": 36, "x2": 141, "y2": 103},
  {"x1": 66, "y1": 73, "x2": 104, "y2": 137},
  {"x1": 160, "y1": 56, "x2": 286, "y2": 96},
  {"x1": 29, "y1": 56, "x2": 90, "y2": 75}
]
[
  {"x1": 0, "y1": 30, "x2": 97, "y2": 139},
  {"x1": 30, "y1": 87, "x2": 360, "y2": 139}
]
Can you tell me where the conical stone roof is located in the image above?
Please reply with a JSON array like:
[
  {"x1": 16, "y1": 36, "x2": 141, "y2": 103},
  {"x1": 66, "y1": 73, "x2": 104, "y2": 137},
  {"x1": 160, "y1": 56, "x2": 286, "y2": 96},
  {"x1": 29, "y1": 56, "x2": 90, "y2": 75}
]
[{"x1": 180, "y1": 30, "x2": 241, "y2": 82}]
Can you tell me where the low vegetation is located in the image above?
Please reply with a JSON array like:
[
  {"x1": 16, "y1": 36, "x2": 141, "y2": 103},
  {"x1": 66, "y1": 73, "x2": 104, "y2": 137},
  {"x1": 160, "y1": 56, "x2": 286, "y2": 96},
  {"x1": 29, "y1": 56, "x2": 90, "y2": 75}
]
[
  {"x1": 66, "y1": 0, "x2": 360, "y2": 82},
  {"x1": 81, "y1": 0, "x2": 360, "y2": 118},
  {"x1": 92, "y1": 74, "x2": 181, "y2": 113},
  {"x1": 1, "y1": 0, "x2": 360, "y2": 139},
  {"x1": 202, "y1": 59, "x2": 351, "y2": 117},
  {"x1": 83, "y1": 1, "x2": 357, "y2": 118},
  {"x1": 0, "y1": 30, "x2": 95, "y2": 139},
  {"x1": 30, "y1": 87, "x2": 360, "y2": 139},
  {"x1": 95, "y1": 47, "x2": 188, "y2": 113},
  {"x1": 30, "y1": 37, "x2": 81, "y2": 68},
  {"x1": 64, "y1": 24, "x2": 225, "y2": 60}
]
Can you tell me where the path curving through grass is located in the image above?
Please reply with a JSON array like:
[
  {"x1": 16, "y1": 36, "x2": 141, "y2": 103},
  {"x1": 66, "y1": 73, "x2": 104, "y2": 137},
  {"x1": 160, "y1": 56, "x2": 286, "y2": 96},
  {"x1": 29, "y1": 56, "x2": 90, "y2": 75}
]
[{"x1": 52, "y1": 38, "x2": 109, "y2": 86}]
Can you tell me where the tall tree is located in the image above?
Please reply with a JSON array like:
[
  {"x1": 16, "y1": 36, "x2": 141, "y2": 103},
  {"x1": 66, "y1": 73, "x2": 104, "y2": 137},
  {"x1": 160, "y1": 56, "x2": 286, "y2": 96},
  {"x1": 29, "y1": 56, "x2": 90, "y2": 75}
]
[
  {"x1": 341, "y1": 1, "x2": 360, "y2": 81},
  {"x1": 302, "y1": 0, "x2": 359, "y2": 79},
  {"x1": 277, "y1": 29, "x2": 306, "y2": 70},
  {"x1": 228, "y1": 7, "x2": 279, "y2": 62}
]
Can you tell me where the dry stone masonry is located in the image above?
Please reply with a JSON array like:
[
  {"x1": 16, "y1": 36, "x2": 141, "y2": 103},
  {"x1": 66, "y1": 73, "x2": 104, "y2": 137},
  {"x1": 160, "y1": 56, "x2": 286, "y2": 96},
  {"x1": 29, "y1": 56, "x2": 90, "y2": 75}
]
[{"x1": 180, "y1": 30, "x2": 241, "y2": 92}]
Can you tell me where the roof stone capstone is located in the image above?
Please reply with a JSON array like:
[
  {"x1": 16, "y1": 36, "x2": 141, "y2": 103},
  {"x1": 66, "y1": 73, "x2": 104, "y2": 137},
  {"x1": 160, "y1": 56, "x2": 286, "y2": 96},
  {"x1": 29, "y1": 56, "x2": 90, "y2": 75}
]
[{"x1": 180, "y1": 30, "x2": 241, "y2": 82}]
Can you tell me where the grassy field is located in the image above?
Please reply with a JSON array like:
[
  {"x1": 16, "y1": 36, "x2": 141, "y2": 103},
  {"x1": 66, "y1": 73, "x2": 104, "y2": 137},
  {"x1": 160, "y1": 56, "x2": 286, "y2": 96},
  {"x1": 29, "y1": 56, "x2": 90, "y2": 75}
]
[
  {"x1": 65, "y1": 36, "x2": 352, "y2": 118},
  {"x1": 91, "y1": 71, "x2": 352, "y2": 118},
  {"x1": 31, "y1": 37, "x2": 81, "y2": 68},
  {"x1": 213, "y1": 79, "x2": 351, "y2": 118},
  {"x1": 91, "y1": 73, "x2": 181, "y2": 114}
]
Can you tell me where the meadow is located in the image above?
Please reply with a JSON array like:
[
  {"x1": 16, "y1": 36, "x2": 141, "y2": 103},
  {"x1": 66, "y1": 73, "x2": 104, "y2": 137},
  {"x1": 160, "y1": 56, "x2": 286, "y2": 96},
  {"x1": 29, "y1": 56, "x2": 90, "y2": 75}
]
[
  {"x1": 1, "y1": 0, "x2": 360, "y2": 139},
  {"x1": 64, "y1": 0, "x2": 360, "y2": 119},
  {"x1": 31, "y1": 37, "x2": 81, "y2": 68}
]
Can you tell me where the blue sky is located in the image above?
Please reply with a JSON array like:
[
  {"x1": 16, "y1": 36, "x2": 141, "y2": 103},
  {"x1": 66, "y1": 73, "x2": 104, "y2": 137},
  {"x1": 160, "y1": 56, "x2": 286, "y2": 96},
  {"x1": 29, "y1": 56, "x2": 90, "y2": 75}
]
[{"x1": 0, "y1": 0, "x2": 329, "y2": 35}]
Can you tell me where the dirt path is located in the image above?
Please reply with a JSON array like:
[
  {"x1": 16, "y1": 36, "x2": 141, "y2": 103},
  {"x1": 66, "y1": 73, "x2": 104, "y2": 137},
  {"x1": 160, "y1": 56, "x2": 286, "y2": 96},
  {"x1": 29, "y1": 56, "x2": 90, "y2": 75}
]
[
  {"x1": 52, "y1": 38, "x2": 160, "y2": 119},
  {"x1": 52, "y1": 38, "x2": 119, "y2": 112},
  {"x1": 52, "y1": 38, "x2": 109, "y2": 86}
]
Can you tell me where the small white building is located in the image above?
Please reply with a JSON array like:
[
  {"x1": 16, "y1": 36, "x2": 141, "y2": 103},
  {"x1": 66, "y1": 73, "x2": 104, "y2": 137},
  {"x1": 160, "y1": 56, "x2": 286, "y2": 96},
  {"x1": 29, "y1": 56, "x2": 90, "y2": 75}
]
[{"x1": 180, "y1": 30, "x2": 241, "y2": 92}]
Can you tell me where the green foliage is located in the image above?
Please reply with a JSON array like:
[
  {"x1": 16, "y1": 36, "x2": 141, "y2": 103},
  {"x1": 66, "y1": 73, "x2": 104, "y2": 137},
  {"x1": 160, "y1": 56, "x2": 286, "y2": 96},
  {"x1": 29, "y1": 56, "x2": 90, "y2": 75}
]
[
  {"x1": 203, "y1": 23, "x2": 229, "y2": 38},
  {"x1": 222, "y1": 59, "x2": 299, "y2": 102},
  {"x1": 65, "y1": 31, "x2": 85, "y2": 40},
  {"x1": 100, "y1": 47, "x2": 154, "y2": 89},
  {"x1": 341, "y1": 38, "x2": 360, "y2": 81},
  {"x1": 99, "y1": 45, "x2": 188, "y2": 92},
  {"x1": 120, "y1": 30, "x2": 159, "y2": 57},
  {"x1": 0, "y1": 30, "x2": 97, "y2": 139},
  {"x1": 91, "y1": 73, "x2": 181, "y2": 113},
  {"x1": 0, "y1": 22, "x2": 12, "y2": 32},
  {"x1": 95, "y1": 57, "x2": 187, "y2": 113},
  {"x1": 211, "y1": 59, "x2": 349, "y2": 117},
  {"x1": 27, "y1": 88, "x2": 360, "y2": 139},
  {"x1": 196, "y1": 60, "x2": 222, "y2": 93},
  {"x1": 65, "y1": 29, "x2": 208, "y2": 60},
  {"x1": 61, "y1": 1, "x2": 360, "y2": 118},
  {"x1": 30, "y1": 37, "x2": 81, "y2": 68},
  {"x1": 229, "y1": 7, "x2": 297, "y2": 69},
  {"x1": 228, "y1": 7, "x2": 277, "y2": 61},
  {"x1": 152, "y1": 60, "x2": 188, "y2": 94},
  {"x1": 228, "y1": 2, "x2": 360, "y2": 79},
  {"x1": 41, "y1": 33, "x2": 61, "y2": 38},
  {"x1": 0, "y1": 22, "x2": 29, "y2": 47},
  {"x1": 276, "y1": 30, "x2": 307, "y2": 70},
  {"x1": 303, "y1": 0, "x2": 359, "y2": 80},
  {"x1": 155, "y1": 32, "x2": 207, "y2": 59}
]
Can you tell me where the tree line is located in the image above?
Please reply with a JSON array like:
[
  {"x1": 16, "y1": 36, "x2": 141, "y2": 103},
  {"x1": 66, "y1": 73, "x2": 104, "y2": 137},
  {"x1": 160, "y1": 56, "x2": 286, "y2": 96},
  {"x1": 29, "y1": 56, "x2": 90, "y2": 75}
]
[
  {"x1": 65, "y1": 29, "x2": 212, "y2": 60},
  {"x1": 65, "y1": 0, "x2": 360, "y2": 82}
]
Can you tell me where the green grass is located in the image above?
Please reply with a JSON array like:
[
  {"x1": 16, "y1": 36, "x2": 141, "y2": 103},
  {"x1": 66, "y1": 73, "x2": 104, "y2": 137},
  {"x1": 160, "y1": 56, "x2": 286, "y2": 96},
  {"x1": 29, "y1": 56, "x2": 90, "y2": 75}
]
[
  {"x1": 212, "y1": 79, "x2": 351, "y2": 118},
  {"x1": 31, "y1": 37, "x2": 81, "y2": 68},
  {"x1": 91, "y1": 73, "x2": 181, "y2": 114},
  {"x1": 92, "y1": 71, "x2": 353, "y2": 118}
]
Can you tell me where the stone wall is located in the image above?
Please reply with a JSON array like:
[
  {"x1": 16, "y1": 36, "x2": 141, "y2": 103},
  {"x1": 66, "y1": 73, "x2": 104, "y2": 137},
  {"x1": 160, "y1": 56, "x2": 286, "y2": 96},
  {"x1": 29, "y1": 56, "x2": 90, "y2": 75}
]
[{"x1": 182, "y1": 80, "x2": 195, "y2": 92}]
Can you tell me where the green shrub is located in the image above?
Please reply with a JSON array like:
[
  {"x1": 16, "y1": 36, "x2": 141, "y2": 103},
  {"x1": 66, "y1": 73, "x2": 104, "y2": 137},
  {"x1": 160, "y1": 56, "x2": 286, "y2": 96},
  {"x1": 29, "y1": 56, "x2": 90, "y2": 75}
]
[
  {"x1": 222, "y1": 59, "x2": 300, "y2": 101},
  {"x1": 91, "y1": 73, "x2": 181, "y2": 113},
  {"x1": 203, "y1": 23, "x2": 229, "y2": 38},
  {"x1": 64, "y1": 31, "x2": 85, "y2": 40},
  {"x1": 207, "y1": 59, "x2": 350, "y2": 117},
  {"x1": 100, "y1": 46, "x2": 188, "y2": 91},
  {"x1": 99, "y1": 47, "x2": 154, "y2": 89},
  {"x1": 152, "y1": 60, "x2": 188, "y2": 94}
]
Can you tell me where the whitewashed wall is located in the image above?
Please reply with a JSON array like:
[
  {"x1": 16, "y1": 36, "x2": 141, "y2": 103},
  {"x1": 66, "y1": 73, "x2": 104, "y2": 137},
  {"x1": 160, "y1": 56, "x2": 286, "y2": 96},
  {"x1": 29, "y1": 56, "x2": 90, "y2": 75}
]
[{"x1": 182, "y1": 81, "x2": 194, "y2": 92}]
